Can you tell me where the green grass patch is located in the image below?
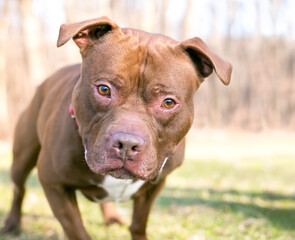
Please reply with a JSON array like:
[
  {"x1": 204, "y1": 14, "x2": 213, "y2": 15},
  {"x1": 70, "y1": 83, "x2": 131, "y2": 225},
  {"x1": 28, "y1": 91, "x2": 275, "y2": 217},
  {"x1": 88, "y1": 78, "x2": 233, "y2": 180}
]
[{"x1": 1, "y1": 150, "x2": 295, "y2": 239}]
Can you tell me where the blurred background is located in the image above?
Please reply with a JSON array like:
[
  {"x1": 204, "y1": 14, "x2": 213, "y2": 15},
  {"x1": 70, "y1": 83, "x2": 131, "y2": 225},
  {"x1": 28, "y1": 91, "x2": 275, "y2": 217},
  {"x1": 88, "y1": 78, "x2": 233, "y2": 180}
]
[
  {"x1": 0, "y1": 0, "x2": 295, "y2": 140},
  {"x1": 1, "y1": 1, "x2": 295, "y2": 239}
]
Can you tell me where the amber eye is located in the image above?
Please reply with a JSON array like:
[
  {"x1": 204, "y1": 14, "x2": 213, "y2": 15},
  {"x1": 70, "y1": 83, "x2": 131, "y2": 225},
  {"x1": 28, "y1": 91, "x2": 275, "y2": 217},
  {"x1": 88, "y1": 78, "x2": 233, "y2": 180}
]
[
  {"x1": 162, "y1": 98, "x2": 176, "y2": 109},
  {"x1": 97, "y1": 85, "x2": 110, "y2": 97}
]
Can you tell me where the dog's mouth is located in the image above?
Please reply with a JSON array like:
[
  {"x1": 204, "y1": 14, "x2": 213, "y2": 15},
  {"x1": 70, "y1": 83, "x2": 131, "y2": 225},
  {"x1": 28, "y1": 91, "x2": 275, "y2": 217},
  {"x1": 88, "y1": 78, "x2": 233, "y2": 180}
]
[
  {"x1": 83, "y1": 133, "x2": 162, "y2": 181},
  {"x1": 107, "y1": 168, "x2": 136, "y2": 180},
  {"x1": 83, "y1": 127, "x2": 170, "y2": 181},
  {"x1": 84, "y1": 151, "x2": 166, "y2": 182},
  {"x1": 85, "y1": 152, "x2": 168, "y2": 183},
  {"x1": 84, "y1": 146, "x2": 151, "y2": 180},
  {"x1": 85, "y1": 158, "x2": 157, "y2": 181}
]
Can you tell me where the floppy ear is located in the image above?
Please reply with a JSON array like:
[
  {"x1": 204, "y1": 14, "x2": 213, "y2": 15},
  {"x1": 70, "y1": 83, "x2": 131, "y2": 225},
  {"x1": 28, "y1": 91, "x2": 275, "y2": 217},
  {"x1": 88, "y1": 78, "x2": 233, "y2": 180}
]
[
  {"x1": 180, "y1": 37, "x2": 232, "y2": 85},
  {"x1": 57, "y1": 16, "x2": 119, "y2": 52}
]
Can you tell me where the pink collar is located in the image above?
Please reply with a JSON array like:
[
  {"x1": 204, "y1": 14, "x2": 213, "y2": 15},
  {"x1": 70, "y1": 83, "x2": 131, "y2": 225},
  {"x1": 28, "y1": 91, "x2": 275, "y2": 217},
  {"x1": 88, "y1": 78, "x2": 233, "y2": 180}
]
[{"x1": 69, "y1": 105, "x2": 79, "y2": 128}]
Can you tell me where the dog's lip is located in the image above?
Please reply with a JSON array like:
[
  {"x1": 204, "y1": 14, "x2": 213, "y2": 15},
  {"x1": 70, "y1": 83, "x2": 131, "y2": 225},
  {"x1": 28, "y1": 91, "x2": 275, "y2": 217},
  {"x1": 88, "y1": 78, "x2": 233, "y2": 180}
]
[
  {"x1": 84, "y1": 154, "x2": 136, "y2": 179},
  {"x1": 85, "y1": 155, "x2": 159, "y2": 180},
  {"x1": 83, "y1": 145, "x2": 160, "y2": 181},
  {"x1": 107, "y1": 168, "x2": 136, "y2": 180},
  {"x1": 86, "y1": 160, "x2": 124, "y2": 175}
]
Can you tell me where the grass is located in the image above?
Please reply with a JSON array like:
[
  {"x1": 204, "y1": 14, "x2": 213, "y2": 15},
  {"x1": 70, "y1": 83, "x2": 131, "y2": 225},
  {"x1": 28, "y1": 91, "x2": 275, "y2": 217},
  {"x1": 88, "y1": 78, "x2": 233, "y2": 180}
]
[{"x1": 1, "y1": 130, "x2": 295, "y2": 239}]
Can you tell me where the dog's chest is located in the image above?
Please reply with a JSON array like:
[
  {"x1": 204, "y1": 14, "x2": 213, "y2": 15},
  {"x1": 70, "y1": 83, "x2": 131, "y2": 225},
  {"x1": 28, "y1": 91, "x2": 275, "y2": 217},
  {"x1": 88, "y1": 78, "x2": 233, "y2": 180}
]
[{"x1": 92, "y1": 176, "x2": 145, "y2": 203}]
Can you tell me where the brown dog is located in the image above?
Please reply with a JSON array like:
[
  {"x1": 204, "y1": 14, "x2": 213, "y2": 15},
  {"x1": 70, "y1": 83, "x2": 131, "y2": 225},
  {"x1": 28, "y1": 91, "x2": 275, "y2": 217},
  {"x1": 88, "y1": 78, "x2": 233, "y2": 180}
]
[{"x1": 2, "y1": 16, "x2": 232, "y2": 240}]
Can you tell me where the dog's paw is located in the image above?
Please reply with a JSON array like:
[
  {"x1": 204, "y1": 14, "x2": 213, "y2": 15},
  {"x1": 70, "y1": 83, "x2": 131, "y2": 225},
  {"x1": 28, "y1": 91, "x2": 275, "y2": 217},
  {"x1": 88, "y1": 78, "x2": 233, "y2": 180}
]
[{"x1": 1, "y1": 219, "x2": 21, "y2": 236}]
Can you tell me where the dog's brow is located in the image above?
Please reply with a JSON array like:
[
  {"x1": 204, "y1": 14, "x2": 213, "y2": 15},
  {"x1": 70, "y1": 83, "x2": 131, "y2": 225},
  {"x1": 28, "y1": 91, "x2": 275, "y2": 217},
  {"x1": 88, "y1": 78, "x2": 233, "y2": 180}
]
[
  {"x1": 151, "y1": 84, "x2": 176, "y2": 95},
  {"x1": 109, "y1": 78, "x2": 123, "y2": 88},
  {"x1": 93, "y1": 78, "x2": 123, "y2": 88}
]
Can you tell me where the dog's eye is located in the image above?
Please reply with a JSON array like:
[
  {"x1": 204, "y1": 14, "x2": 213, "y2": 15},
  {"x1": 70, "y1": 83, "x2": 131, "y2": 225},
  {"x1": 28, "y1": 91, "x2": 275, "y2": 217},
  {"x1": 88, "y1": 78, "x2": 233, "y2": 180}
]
[
  {"x1": 162, "y1": 98, "x2": 176, "y2": 109},
  {"x1": 97, "y1": 85, "x2": 111, "y2": 97}
]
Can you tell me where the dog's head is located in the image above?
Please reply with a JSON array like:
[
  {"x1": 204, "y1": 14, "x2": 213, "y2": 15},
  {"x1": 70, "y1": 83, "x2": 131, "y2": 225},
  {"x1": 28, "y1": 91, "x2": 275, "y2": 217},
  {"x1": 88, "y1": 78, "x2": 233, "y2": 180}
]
[{"x1": 57, "y1": 16, "x2": 232, "y2": 181}]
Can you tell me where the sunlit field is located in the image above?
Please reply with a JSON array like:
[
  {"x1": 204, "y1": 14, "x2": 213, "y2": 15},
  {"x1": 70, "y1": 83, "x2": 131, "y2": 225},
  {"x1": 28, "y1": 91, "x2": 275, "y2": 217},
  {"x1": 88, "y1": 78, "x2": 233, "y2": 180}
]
[{"x1": 1, "y1": 129, "x2": 295, "y2": 240}]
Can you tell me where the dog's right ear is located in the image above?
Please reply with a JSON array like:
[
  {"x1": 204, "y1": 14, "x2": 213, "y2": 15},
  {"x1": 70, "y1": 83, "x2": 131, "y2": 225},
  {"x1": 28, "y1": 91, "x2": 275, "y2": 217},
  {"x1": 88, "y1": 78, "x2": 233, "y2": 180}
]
[{"x1": 57, "y1": 16, "x2": 119, "y2": 52}]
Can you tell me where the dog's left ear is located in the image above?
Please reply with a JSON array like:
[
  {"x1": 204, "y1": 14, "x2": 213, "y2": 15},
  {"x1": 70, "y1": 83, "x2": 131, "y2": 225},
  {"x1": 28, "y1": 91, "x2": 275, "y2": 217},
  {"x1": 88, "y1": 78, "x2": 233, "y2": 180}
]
[
  {"x1": 57, "y1": 16, "x2": 119, "y2": 52},
  {"x1": 180, "y1": 37, "x2": 232, "y2": 85}
]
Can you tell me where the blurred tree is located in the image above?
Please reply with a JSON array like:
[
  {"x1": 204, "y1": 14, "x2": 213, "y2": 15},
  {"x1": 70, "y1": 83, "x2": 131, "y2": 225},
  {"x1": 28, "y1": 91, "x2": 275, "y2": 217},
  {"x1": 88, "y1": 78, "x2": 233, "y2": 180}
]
[
  {"x1": 19, "y1": 0, "x2": 46, "y2": 89},
  {"x1": 0, "y1": 0, "x2": 9, "y2": 138}
]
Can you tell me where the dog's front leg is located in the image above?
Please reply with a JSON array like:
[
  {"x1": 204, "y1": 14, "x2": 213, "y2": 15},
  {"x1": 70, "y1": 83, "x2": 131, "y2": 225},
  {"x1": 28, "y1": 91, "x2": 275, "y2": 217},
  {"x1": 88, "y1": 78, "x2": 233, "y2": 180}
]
[
  {"x1": 129, "y1": 179, "x2": 166, "y2": 240},
  {"x1": 41, "y1": 184, "x2": 91, "y2": 240}
]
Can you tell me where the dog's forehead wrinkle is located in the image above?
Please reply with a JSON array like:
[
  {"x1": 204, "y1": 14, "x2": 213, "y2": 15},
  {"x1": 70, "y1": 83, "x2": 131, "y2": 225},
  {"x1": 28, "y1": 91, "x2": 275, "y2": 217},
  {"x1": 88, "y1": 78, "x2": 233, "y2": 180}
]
[
  {"x1": 91, "y1": 74, "x2": 124, "y2": 87},
  {"x1": 85, "y1": 31, "x2": 185, "y2": 100}
]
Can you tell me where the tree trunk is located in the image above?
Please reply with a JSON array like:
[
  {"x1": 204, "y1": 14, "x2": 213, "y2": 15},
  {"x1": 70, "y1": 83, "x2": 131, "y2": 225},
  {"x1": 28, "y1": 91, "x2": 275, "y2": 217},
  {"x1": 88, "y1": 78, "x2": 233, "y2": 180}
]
[
  {"x1": 19, "y1": 0, "x2": 47, "y2": 89},
  {"x1": 0, "y1": 0, "x2": 9, "y2": 139}
]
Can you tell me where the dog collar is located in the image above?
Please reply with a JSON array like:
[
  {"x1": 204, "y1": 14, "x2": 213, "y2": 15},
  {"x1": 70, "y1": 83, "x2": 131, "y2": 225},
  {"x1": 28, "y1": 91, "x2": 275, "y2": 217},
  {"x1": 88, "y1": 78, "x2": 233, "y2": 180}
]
[
  {"x1": 69, "y1": 105, "x2": 79, "y2": 128},
  {"x1": 150, "y1": 157, "x2": 168, "y2": 184}
]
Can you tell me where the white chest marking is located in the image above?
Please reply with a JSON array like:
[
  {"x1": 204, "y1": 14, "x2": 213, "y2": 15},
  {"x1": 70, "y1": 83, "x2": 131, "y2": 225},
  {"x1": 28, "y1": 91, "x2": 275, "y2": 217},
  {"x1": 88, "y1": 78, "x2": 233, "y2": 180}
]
[{"x1": 96, "y1": 176, "x2": 145, "y2": 203}]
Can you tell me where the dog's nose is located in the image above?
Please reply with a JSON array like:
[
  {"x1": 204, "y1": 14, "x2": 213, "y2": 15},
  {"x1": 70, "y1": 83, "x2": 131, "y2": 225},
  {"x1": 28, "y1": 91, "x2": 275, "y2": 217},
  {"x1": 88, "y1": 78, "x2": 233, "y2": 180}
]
[{"x1": 111, "y1": 132, "x2": 144, "y2": 160}]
